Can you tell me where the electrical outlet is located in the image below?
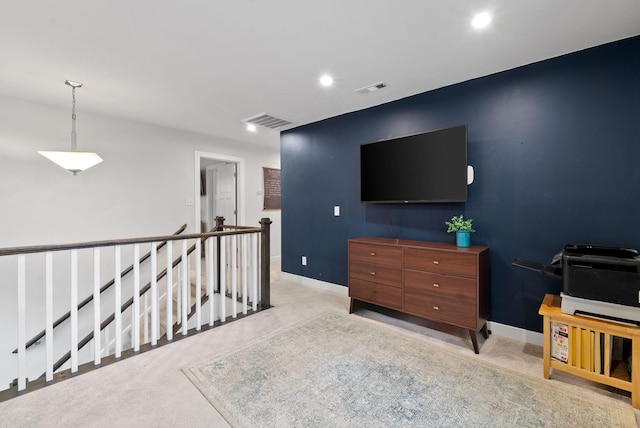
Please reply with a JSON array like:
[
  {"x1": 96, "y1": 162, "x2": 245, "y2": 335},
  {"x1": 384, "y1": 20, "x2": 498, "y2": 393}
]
[
  {"x1": 185, "y1": 197, "x2": 194, "y2": 206},
  {"x1": 302, "y1": 256, "x2": 307, "y2": 266}
]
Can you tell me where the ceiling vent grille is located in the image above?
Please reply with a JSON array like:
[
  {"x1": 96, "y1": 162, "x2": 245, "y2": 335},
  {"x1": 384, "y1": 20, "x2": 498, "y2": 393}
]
[
  {"x1": 243, "y1": 113, "x2": 292, "y2": 129},
  {"x1": 355, "y1": 81, "x2": 387, "y2": 94}
]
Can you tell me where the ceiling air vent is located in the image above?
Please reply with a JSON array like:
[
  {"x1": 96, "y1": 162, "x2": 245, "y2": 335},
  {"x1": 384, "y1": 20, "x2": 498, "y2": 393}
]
[
  {"x1": 243, "y1": 113, "x2": 292, "y2": 129},
  {"x1": 355, "y1": 81, "x2": 387, "y2": 94}
]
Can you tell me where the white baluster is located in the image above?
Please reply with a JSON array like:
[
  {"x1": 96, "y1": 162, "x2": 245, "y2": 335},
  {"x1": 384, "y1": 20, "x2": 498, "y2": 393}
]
[
  {"x1": 45, "y1": 252, "x2": 54, "y2": 381},
  {"x1": 176, "y1": 264, "x2": 181, "y2": 326},
  {"x1": 207, "y1": 237, "x2": 214, "y2": 326},
  {"x1": 133, "y1": 244, "x2": 140, "y2": 352},
  {"x1": 17, "y1": 255, "x2": 26, "y2": 391},
  {"x1": 195, "y1": 238, "x2": 202, "y2": 330},
  {"x1": 220, "y1": 236, "x2": 226, "y2": 322},
  {"x1": 93, "y1": 248, "x2": 101, "y2": 366},
  {"x1": 143, "y1": 292, "x2": 149, "y2": 345},
  {"x1": 70, "y1": 249, "x2": 79, "y2": 373},
  {"x1": 231, "y1": 235, "x2": 237, "y2": 318},
  {"x1": 252, "y1": 233, "x2": 258, "y2": 311},
  {"x1": 182, "y1": 239, "x2": 188, "y2": 335},
  {"x1": 115, "y1": 245, "x2": 122, "y2": 359},
  {"x1": 151, "y1": 242, "x2": 158, "y2": 345},
  {"x1": 166, "y1": 240, "x2": 173, "y2": 341},
  {"x1": 242, "y1": 234, "x2": 248, "y2": 315}
]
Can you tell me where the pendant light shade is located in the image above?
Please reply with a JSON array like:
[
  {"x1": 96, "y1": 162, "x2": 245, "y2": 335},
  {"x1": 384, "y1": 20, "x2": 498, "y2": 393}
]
[{"x1": 38, "y1": 80, "x2": 103, "y2": 175}]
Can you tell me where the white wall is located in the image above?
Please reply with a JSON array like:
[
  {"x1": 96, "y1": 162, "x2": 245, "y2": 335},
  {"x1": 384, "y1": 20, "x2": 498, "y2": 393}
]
[
  {"x1": 0, "y1": 94, "x2": 281, "y2": 248},
  {"x1": 0, "y1": 94, "x2": 280, "y2": 389}
]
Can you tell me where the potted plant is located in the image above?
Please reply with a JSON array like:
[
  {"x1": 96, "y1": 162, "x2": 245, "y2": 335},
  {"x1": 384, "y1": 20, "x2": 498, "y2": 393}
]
[{"x1": 445, "y1": 215, "x2": 475, "y2": 248}]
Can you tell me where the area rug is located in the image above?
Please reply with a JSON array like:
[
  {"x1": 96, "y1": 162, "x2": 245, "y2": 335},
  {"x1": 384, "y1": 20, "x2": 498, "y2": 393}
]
[{"x1": 183, "y1": 312, "x2": 636, "y2": 427}]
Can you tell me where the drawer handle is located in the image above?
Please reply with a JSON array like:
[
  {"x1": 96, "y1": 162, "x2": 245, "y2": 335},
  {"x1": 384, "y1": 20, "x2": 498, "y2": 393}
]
[
  {"x1": 370, "y1": 252, "x2": 376, "y2": 256},
  {"x1": 433, "y1": 260, "x2": 440, "y2": 265},
  {"x1": 370, "y1": 272, "x2": 376, "y2": 276},
  {"x1": 432, "y1": 283, "x2": 440, "y2": 288},
  {"x1": 433, "y1": 306, "x2": 440, "y2": 310}
]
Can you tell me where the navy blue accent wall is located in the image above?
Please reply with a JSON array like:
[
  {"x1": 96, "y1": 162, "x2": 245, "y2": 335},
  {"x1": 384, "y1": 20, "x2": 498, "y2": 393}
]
[{"x1": 281, "y1": 36, "x2": 640, "y2": 332}]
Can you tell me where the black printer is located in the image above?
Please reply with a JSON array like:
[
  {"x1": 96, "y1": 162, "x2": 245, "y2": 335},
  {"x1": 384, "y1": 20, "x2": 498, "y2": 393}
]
[
  {"x1": 514, "y1": 244, "x2": 640, "y2": 323},
  {"x1": 560, "y1": 243, "x2": 640, "y2": 307}
]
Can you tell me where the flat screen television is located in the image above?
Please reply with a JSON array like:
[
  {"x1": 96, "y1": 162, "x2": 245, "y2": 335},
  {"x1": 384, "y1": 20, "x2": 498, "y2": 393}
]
[{"x1": 360, "y1": 124, "x2": 467, "y2": 203}]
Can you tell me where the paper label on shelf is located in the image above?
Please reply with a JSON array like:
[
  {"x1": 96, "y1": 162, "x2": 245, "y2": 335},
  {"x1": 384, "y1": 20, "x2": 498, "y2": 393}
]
[{"x1": 551, "y1": 322, "x2": 569, "y2": 363}]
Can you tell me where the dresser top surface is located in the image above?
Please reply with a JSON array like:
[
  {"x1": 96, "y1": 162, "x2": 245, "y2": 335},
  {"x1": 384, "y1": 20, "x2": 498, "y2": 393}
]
[{"x1": 349, "y1": 236, "x2": 489, "y2": 254}]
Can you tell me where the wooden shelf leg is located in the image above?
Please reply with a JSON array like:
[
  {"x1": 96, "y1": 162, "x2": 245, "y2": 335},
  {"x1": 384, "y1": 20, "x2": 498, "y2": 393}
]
[
  {"x1": 469, "y1": 330, "x2": 480, "y2": 354},
  {"x1": 632, "y1": 335, "x2": 640, "y2": 408},
  {"x1": 542, "y1": 315, "x2": 550, "y2": 379}
]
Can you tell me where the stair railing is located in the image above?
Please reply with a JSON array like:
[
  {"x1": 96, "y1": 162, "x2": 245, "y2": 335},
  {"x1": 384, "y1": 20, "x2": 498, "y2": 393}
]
[
  {"x1": 12, "y1": 224, "x2": 187, "y2": 354},
  {"x1": 0, "y1": 218, "x2": 271, "y2": 396}
]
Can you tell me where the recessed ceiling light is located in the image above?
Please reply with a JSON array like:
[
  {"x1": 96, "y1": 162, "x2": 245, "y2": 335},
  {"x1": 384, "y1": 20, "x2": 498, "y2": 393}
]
[
  {"x1": 319, "y1": 74, "x2": 334, "y2": 87},
  {"x1": 246, "y1": 123, "x2": 257, "y2": 133},
  {"x1": 471, "y1": 12, "x2": 491, "y2": 29}
]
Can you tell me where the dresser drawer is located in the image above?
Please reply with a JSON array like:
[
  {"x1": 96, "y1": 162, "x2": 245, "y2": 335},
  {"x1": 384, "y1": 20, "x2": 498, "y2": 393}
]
[
  {"x1": 403, "y1": 270, "x2": 476, "y2": 301},
  {"x1": 349, "y1": 260, "x2": 401, "y2": 287},
  {"x1": 349, "y1": 242, "x2": 402, "y2": 268},
  {"x1": 404, "y1": 247, "x2": 477, "y2": 278},
  {"x1": 403, "y1": 293, "x2": 477, "y2": 329},
  {"x1": 349, "y1": 278, "x2": 402, "y2": 310}
]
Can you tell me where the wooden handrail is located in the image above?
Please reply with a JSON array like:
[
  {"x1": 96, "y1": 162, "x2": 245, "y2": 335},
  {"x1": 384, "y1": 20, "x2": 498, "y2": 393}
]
[
  {"x1": 0, "y1": 226, "x2": 260, "y2": 257},
  {"x1": 13, "y1": 224, "x2": 188, "y2": 354}
]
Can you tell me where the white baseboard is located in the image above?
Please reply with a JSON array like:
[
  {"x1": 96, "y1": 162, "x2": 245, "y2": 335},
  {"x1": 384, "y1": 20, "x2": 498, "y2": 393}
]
[
  {"x1": 487, "y1": 321, "x2": 543, "y2": 347},
  {"x1": 281, "y1": 272, "x2": 543, "y2": 346},
  {"x1": 280, "y1": 272, "x2": 348, "y2": 296}
]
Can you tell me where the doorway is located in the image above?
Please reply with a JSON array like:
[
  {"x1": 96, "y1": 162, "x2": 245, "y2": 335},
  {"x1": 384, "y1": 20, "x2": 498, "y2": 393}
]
[{"x1": 195, "y1": 151, "x2": 245, "y2": 232}]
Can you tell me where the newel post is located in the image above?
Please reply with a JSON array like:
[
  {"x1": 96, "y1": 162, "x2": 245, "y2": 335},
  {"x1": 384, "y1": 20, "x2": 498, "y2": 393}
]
[
  {"x1": 259, "y1": 217, "x2": 272, "y2": 309},
  {"x1": 214, "y1": 216, "x2": 225, "y2": 231}
]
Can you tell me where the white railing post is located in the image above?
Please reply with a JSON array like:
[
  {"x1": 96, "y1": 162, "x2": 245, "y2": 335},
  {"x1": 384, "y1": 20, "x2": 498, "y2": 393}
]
[
  {"x1": 133, "y1": 244, "x2": 140, "y2": 352},
  {"x1": 114, "y1": 245, "x2": 122, "y2": 359},
  {"x1": 45, "y1": 252, "x2": 54, "y2": 381},
  {"x1": 143, "y1": 292, "x2": 149, "y2": 344},
  {"x1": 70, "y1": 249, "x2": 79, "y2": 374},
  {"x1": 17, "y1": 255, "x2": 26, "y2": 391},
  {"x1": 93, "y1": 248, "x2": 101, "y2": 366},
  {"x1": 207, "y1": 237, "x2": 214, "y2": 326},
  {"x1": 242, "y1": 234, "x2": 248, "y2": 315},
  {"x1": 151, "y1": 242, "x2": 158, "y2": 346},
  {"x1": 231, "y1": 235, "x2": 237, "y2": 318},
  {"x1": 181, "y1": 239, "x2": 188, "y2": 336},
  {"x1": 166, "y1": 240, "x2": 173, "y2": 342},
  {"x1": 252, "y1": 233, "x2": 258, "y2": 311}
]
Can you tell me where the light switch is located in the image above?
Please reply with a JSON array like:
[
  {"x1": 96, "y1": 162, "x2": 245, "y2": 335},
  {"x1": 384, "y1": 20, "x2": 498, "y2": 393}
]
[{"x1": 334, "y1": 206, "x2": 340, "y2": 216}]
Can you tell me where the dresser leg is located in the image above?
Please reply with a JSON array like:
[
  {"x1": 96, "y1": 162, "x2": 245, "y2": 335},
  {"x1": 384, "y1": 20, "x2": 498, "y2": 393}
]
[
  {"x1": 469, "y1": 330, "x2": 480, "y2": 354},
  {"x1": 481, "y1": 323, "x2": 489, "y2": 339},
  {"x1": 349, "y1": 298, "x2": 357, "y2": 314}
]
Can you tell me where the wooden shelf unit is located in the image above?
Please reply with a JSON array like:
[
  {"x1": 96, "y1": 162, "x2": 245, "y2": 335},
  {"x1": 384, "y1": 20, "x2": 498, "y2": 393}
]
[{"x1": 539, "y1": 294, "x2": 640, "y2": 408}]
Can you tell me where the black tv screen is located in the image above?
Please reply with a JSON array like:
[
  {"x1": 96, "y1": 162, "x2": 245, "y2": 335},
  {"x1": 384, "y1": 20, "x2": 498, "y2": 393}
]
[{"x1": 360, "y1": 125, "x2": 468, "y2": 203}]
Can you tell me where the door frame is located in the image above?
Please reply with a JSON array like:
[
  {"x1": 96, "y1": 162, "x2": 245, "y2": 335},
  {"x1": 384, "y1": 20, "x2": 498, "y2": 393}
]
[{"x1": 194, "y1": 151, "x2": 245, "y2": 231}]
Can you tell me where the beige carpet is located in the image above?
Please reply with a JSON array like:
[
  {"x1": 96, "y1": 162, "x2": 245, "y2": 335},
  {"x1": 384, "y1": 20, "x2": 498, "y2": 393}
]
[{"x1": 185, "y1": 311, "x2": 636, "y2": 428}]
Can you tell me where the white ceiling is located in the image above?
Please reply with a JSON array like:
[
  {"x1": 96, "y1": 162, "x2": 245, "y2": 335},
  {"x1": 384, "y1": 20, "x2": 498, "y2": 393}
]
[{"x1": 1, "y1": 1, "x2": 639, "y2": 149}]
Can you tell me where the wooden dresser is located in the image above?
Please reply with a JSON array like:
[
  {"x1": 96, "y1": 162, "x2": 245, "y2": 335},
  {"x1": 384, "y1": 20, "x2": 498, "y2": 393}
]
[{"x1": 348, "y1": 237, "x2": 490, "y2": 353}]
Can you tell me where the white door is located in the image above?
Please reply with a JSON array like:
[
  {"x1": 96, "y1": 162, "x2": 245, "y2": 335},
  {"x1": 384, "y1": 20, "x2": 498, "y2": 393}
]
[{"x1": 206, "y1": 162, "x2": 237, "y2": 228}]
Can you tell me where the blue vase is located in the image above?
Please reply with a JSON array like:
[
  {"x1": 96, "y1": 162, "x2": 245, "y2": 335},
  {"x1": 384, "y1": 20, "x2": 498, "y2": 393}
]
[{"x1": 456, "y1": 231, "x2": 471, "y2": 248}]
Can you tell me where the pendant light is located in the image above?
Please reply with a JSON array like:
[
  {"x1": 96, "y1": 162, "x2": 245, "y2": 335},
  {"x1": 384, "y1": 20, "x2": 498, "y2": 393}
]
[{"x1": 39, "y1": 80, "x2": 103, "y2": 175}]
